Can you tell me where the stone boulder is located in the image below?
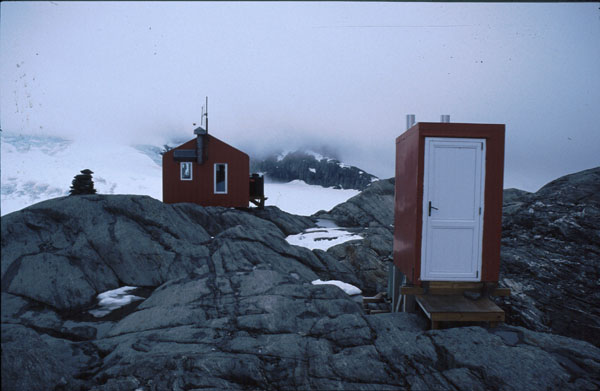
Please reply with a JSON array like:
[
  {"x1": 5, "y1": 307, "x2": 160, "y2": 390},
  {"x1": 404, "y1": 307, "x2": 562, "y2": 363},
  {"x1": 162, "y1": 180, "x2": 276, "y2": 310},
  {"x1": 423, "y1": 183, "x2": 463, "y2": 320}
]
[
  {"x1": 315, "y1": 178, "x2": 395, "y2": 228},
  {"x1": 246, "y1": 205, "x2": 315, "y2": 235},
  {"x1": 497, "y1": 166, "x2": 600, "y2": 347},
  {"x1": 315, "y1": 179, "x2": 395, "y2": 294}
]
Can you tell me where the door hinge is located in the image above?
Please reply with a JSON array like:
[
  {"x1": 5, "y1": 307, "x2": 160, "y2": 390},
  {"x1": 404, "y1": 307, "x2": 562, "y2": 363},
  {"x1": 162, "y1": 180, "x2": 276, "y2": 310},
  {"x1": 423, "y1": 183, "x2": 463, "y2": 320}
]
[
  {"x1": 476, "y1": 270, "x2": 479, "y2": 278},
  {"x1": 479, "y1": 207, "x2": 482, "y2": 215},
  {"x1": 481, "y1": 143, "x2": 483, "y2": 150}
]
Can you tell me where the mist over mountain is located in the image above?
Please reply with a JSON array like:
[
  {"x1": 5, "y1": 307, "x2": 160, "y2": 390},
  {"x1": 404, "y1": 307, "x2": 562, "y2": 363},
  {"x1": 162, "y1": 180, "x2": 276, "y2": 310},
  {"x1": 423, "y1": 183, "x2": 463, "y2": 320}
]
[{"x1": 251, "y1": 150, "x2": 378, "y2": 190}]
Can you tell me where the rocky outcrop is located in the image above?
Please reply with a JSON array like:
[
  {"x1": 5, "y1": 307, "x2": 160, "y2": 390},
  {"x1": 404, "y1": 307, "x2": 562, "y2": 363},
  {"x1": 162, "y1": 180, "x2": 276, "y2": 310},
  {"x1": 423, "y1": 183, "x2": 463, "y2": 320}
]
[
  {"x1": 251, "y1": 150, "x2": 378, "y2": 190},
  {"x1": 315, "y1": 168, "x2": 600, "y2": 348},
  {"x1": 1, "y1": 196, "x2": 358, "y2": 311},
  {"x1": 315, "y1": 178, "x2": 395, "y2": 294},
  {"x1": 496, "y1": 167, "x2": 600, "y2": 347},
  {"x1": 315, "y1": 177, "x2": 395, "y2": 228},
  {"x1": 246, "y1": 205, "x2": 315, "y2": 236},
  {"x1": 2, "y1": 189, "x2": 600, "y2": 390}
]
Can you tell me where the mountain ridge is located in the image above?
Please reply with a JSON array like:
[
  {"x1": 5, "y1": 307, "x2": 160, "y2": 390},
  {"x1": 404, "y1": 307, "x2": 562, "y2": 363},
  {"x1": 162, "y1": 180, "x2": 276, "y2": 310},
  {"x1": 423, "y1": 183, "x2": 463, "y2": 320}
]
[{"x1": 250, "y1": 149, "x2": 378, "y2": 190}]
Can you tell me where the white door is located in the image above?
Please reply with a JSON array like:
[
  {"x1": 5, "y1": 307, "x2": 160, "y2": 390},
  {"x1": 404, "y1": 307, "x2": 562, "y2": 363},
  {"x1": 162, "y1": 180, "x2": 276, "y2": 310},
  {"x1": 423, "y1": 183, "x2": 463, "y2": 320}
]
[{"x1": 421, "y1": 138, "x2": 485, "y2": 281}]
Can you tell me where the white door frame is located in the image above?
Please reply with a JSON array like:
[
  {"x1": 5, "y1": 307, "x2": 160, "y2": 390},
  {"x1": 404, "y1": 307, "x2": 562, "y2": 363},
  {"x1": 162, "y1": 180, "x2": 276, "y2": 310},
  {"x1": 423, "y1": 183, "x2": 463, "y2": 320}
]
[{"x1": 420, "y1": 137, "x2": 486, "y2": 281}]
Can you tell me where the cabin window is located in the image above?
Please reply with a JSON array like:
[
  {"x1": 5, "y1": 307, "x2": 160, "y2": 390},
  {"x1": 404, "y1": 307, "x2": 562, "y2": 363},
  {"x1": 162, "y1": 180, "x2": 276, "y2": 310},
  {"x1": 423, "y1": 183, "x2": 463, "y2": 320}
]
[
  {"x1": 180, "y1": 162, "x2": 193, "y2": 181},
  {"x1": 214, "y1": 163, "x2": 228, "y2": 194}
]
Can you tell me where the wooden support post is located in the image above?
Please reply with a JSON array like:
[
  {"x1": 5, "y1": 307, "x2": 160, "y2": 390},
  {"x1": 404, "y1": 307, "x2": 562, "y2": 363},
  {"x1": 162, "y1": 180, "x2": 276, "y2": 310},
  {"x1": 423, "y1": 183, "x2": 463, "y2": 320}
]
[
  {"x1": 403, "y1": 293, "x2": 416, "y2": 313},
  {"x1": 391, "y1": 265, "x2": 403, "y2": 313},
  {"x1": 249, "y1": 196, "x2": 268, "y2": 209}
]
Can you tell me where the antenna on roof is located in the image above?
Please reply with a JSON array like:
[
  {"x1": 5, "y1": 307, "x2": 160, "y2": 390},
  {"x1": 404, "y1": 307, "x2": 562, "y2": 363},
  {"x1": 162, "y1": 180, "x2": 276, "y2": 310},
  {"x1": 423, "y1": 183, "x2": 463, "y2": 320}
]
[{"x1": 203, "y1": 96, "x2": 208, "y2": 133}]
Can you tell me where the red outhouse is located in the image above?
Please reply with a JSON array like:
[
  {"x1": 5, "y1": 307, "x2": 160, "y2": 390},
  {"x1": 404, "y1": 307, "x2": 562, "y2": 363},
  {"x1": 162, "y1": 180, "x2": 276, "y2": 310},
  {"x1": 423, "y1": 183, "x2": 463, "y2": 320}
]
[
  {"x1": 162, "y1": 127, "x2": 250, "y2": 208},
  {"x1": 393, "y1": 122, "x2": 505, "y2": 286}
]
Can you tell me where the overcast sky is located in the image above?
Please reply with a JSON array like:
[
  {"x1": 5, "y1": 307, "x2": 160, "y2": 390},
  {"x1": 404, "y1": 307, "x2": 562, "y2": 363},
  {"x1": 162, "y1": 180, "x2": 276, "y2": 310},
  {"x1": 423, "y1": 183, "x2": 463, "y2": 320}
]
[{"x1": 1, "y1": 2, "x2": 599, "y2": 191}]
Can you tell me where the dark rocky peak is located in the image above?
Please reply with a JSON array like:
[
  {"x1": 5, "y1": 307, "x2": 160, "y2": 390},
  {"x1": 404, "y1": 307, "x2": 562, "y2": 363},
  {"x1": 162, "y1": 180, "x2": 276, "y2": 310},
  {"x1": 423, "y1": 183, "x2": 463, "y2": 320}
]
[
  {"x1": 502, "y1": 187, "x2": 533, "y2": 204},
  {"x1": 534, "y1": 166, "x2": 600, "y2": 204},
  {"x1": 250, "y1": 149, "x2": 378, "y2": 190}
]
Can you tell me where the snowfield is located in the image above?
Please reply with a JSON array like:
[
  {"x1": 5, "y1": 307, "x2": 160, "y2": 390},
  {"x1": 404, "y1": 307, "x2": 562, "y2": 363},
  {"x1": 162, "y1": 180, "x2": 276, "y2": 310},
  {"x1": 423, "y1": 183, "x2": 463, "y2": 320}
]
[
  {"x1": 1, "y1": 135, "x2": 162, "y2": 215},
  {"x1": 264, "y1": 180, "x2": 359, "y2": 216},
  {"x1": 1, "y1": 133, "x2": 360, "y2": 216}
]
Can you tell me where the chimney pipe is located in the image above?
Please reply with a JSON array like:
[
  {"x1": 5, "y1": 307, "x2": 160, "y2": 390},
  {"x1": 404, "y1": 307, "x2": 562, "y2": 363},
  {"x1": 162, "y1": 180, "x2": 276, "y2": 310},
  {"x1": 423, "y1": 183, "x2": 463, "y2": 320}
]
[
  {"x1": 440, "y1": 115, "x2": 450, "y2": 123},
  {"x1": 406, "y1": 114, "x2": 416, "y2": 130}
]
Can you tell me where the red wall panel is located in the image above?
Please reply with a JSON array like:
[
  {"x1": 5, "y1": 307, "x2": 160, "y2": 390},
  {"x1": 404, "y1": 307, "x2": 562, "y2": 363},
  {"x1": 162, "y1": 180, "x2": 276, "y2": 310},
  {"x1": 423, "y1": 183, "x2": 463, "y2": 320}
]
[{"x1": 394, "y1": 125, "x2": 421, "y2": 283}]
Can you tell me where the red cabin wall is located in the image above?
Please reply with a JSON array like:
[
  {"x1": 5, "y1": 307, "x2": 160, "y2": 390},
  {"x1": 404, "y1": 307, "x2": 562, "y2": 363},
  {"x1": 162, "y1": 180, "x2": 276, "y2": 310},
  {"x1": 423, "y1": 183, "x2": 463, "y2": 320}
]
[
  {"x1": 162, "y1": 135, "x2": 249, "y2": 208},
  {"x1": 394, "y1": 126, "x2": 421, "y2": 284},
  {"x1": 393, "y1": 122, "x2": 505, "y2": 285}
]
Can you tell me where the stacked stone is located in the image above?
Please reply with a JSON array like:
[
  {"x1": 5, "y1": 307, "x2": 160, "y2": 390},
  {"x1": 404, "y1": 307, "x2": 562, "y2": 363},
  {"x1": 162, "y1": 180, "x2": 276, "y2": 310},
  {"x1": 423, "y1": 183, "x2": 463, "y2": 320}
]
[{"x1": 69, "y1": 169, "x2": 97, "y2": 195}]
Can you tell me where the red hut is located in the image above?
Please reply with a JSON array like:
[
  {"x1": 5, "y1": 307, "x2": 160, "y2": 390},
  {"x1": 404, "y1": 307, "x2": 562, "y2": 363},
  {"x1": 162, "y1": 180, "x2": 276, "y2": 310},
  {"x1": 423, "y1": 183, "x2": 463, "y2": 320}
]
[
  {"x1": 162, "y1": 126, "x2": 250, "y2": 208},
  {"x1": 390, "y1": 122, "x2": 509, "y2": 324}
]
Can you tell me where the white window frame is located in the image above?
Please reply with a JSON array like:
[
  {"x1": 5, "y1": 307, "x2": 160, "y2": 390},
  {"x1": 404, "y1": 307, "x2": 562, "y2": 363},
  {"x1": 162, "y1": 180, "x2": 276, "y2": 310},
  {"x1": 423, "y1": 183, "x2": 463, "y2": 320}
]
[
  {"x1": 180, "y1": 162, "x2": 193, "y2": 181},
  {"x1": 214, "y1": 163, "x2": 228, "y2": 194}
]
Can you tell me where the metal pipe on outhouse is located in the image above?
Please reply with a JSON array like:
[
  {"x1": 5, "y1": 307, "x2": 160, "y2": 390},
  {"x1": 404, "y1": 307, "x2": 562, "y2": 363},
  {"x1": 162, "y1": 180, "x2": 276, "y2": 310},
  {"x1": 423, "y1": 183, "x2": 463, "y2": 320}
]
[
  {"x1": 406, "y1": 114, "x2": 416, "y2": 130},
  {"x1": 441, "y1": 115, "x2": 450, "y2": 123}
]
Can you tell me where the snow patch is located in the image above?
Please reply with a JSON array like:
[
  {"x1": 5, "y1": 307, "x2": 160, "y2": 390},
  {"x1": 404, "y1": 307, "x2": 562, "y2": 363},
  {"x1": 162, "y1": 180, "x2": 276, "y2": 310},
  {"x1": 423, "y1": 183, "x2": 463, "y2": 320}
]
[
  {"x1": 305, "y1": 150, "x2": 333, "y2": 162},
  {"x1": 88, "y1": 286, "x2": 144, "y2": 318},
  {"x1": 309, "y1": 167, "x2": 316, "y2": 174},
  {"x1": 276, "y1": 150, "x2": 291, "y2": 161},
  {"x1": 285, "y1": 223, "x2": 363, "y2": 251},
  {"x1": 312, "y1": 279, "x2": 362, "y2": 296},
  {"x1": 276, "y1": 150, "x2": 336, "y2": 163}
]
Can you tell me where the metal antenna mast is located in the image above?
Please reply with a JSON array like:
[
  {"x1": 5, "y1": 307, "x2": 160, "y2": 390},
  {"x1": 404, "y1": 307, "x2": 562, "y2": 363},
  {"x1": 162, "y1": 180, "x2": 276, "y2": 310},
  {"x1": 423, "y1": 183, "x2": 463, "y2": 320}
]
[{"x1": 203, "y1": 96, "x2": 208, "y2": 132}]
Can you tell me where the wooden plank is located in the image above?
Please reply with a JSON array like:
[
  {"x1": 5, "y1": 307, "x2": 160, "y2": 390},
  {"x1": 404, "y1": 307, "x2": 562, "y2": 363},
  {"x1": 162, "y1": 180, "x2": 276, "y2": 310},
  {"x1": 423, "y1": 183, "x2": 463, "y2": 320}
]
[
  {"x1": 417, "y1": 295, "x2": 504, "y2": 313},
  {"x1": 401, "y1": 285, "x2": 511, "y2": 296},
  {"x1": 400, "y1": 286, "x2": 424, "y2": 295},
  {"x1": 490, "y1": 288, "x2": 511, "y2": 296},
  {"x1": 429, "y1": 282, "x2": 484, "y2": 289},
  {"x1": 363, "y1": 292, "x2": 386, "y2": 304},
  {"x1": 415, "y1": 295, "x2": 505, "y2": 324},
  {"x1": 369, "y1": 310, "x2": 391, "y2": 315},
  {"x1": 430, "y1": 312, "x2": 504, "y2": 322}
]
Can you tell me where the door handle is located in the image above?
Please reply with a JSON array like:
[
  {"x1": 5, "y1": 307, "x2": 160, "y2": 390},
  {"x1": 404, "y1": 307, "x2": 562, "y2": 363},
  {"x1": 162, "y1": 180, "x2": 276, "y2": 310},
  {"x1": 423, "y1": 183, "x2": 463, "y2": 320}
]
[{"x1": 428, "y1": 201, "x2": 438, "y2": 216}]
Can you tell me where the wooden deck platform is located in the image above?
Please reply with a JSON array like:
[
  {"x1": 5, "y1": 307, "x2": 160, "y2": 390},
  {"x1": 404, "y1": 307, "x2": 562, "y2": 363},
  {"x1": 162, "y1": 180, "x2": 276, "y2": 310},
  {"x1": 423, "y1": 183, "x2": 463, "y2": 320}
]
[
  {"x1": 401, "y1": 282, "x2": 511, "y2": 297},
  {"x1": 415, "y1": 294, "x2": 505, "y2": 329}
]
